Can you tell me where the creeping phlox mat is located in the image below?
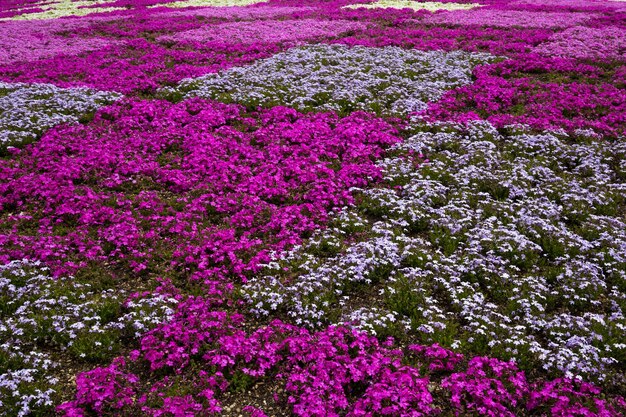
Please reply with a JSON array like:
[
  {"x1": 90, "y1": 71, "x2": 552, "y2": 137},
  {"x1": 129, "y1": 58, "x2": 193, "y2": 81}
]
[
  {"x1": 150, "y1": 0, "x2": 270, "y2": 7},
  {"x1": 245, "y1": 121, "x2": 626, "y2": 380},
  {"x1": 0, "y1": 81, "x2": 120, "y2": 151},
  {"x1": 166, "y1": 45, "x2": 497, "y2": 115},
  {"x1": 0, "y1": 0, "x2": 625, "y2": 416},
  {"x1": 0, "y1": 0, "x2": 125, "y2": 20},
  {"x1": 343, "y1": 1, "x2": 482, "y2": 11}
]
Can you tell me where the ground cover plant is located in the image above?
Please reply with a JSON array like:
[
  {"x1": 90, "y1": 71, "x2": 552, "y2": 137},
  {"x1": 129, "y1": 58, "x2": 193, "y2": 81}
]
[
  {"x1": 244, "y1": 121, "x2": 626, "y2": 382},
  {"x1": 166, "y1": 44, "x2": 497, "y2": 115},
  {"x1": 0, "y1": 0, "x2": 624, "y2": 416},
  {"x1": 0, "y1": 81, "x2": 120, "y2": 152}
]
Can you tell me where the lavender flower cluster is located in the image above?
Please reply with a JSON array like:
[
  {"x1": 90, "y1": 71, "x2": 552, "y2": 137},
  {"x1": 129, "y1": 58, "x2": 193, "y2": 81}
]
[
  {"x1": 166, "y1": 44, "x2": 497, "y2": 116},
  {"x1": 0, "y1": 81, "x2": 120, "y2": 152},
  {"x1": 244, "y1": 121, "x2": 626, "y2": 383},
  {"x1": 0, "y1": 260, "x2": 176, "y2": 416}
]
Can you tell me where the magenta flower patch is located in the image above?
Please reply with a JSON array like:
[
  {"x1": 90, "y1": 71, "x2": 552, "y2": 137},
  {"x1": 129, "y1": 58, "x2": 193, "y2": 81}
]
[
  {"x1": 57, "y1": 317, "x2": 626, "y2": 416},
  {"x1": 0, "y1": 98, "x2": 399, "y2": 281}
]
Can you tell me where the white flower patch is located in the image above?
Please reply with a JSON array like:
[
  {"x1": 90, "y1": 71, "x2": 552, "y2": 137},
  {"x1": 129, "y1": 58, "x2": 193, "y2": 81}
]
[
  {"x1": 165, "y1": 44, "x2": 497, "y2": 116},
  {"x1": 0, "y1": 370, "x2": 56, "y2": 417},
  {"x1": 343, "y1": 1, "x2": 481, "y2": 11},
  {"x1": 244, "y1": 121, "x2": 626, "y2": 381},
  {"x1": 344, "y1": 307, "x2": 411, "y2": 336},
  {"x1": 0, "y1": 81, "x2": 120, "y2": 152}
]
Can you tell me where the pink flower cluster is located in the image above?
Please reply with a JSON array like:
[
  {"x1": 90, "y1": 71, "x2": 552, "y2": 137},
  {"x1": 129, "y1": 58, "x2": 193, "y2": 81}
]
[
  {"x1": 58, "y1": 315, "x2": 626, "y2": 416},
  {"x1": 422, "y1": 54, "x2": 626, "y2": 137},
  {"x1": 0, "y1": 0, "x2": 48, "y2": 18},
  {"x1": 57, "y1": 358, "x2": 139, "y2": 416},
  {"x1": 533, "y1": 25, "x2": 626, "y2": 61},
  {"x1": 0, "y1": 98, "x2": 399, "y2": 281},
  {"x1": 424, "y1": 9, "x2": 600, "y2": 28},
  {"x1": 159, "y1": 19, "x2": 366, "y2": 46},
  {"x1": 509, "y1": 0, "x2": 626, "y2": 10},
  {"x1": 156, "y1": 5, "x2": 316, "y2": 19},
  {"x1": 0, "y1": 38, "x2": 281, "y2": 94},
  {"x1": 0, "y1": 17, "x2": 119, "y2": 65}
]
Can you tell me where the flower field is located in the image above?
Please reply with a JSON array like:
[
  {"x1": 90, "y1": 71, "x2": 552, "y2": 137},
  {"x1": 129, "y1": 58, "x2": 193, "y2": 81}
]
[{"x1": 0, "y1": 0, "x2": 625, "y2": 416}]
